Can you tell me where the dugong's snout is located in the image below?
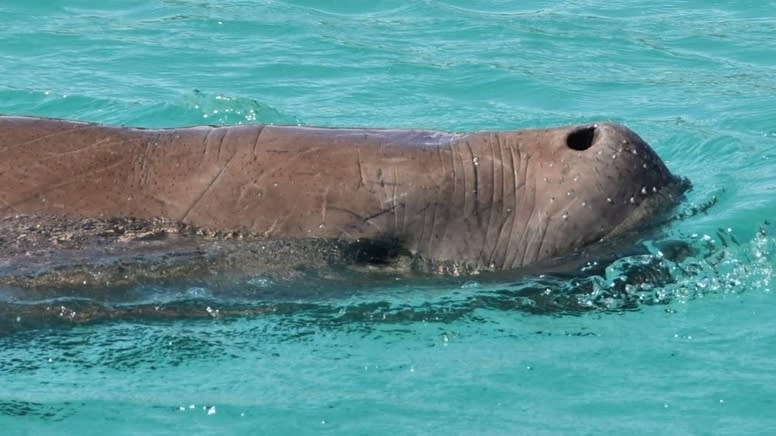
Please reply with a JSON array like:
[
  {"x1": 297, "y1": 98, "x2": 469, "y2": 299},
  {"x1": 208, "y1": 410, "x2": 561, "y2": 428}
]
[
  {"x1": 583, "y1": 122, "x2": 688, "y2": 192},
  {"x1": 483, "y1": 121, "x2": 689, "y2": 268},
  {"x1": 559, "y1": 122, "x2": 690, "y2": 238}
]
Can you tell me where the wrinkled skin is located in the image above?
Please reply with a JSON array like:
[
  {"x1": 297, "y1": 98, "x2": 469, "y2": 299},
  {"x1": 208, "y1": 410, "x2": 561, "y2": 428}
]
[{"x1": 0, "y1": 116, "x2": 687, "y2": 282}]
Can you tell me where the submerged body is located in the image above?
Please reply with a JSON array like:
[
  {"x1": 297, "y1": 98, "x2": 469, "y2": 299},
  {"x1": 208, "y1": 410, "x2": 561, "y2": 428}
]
[{"x1": 0, "y1": 116, "x2": 687, "y2": 287}]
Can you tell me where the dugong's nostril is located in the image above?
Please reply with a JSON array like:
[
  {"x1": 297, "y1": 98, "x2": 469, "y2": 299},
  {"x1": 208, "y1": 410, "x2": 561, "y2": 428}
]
[{"x1": 566, "y1": 125, "x2": 597, "y2": 151}]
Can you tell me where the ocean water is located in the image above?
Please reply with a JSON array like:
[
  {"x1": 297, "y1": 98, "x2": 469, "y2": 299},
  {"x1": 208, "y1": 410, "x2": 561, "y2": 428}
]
[{"x1": 1, "y1": 0, "x2": 776, "y2": 434}]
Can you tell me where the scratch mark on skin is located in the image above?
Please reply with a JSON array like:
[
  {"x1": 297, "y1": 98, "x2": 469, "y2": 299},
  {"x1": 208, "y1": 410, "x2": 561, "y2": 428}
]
[
  {"x1": 252, "y1": 125, "x2": 265, "y2": 157},
  {"x1": 320, "y1": 206, "x2": 385, "y2": 236},
  {"x1": 180, "y1": 151, "x2": 238, "y2": 222},
  {"x1": 464, "y1": 139, "x2": 480, "y2": 222},
  {"x1": 392, "y1": 167, "x2": 399, "y2": 232},
  {"x1": 497, "y1": 135, "x2": 518, "y2": 269},
  {"x1": 0, "y1": 125, "x2": 92, "y2": 153},
  {"x1": 457, "y1": 141, "x2": 469, "y2": 220},
  {"x1": 488, "y1": 134, "x2": 509, "y2": 267},
  {"x1": 401, "y1": 173, "x2": 409, "y2": 235},
  {"x1": 7, "y1": 158, "x2": 130, "y2": 210},
  {"x1": 503, "y1": 149, "x2": 524, "y2": 269},
  {"x1": 15, "y1": 137, "x2": 144, "y2": 177},
  {"x1": 216, "y1": 129, "x2": 227, "y2": 161},
  {"x1": 430, "y1": 142, "x2": 451, "y2": 248},
  {"x1": 483, "y1": 133, "x2": 500, "y2": 265},
  {"x1": 357, "y1": 148, "x2": 367, "y2": 189},
  {"x1": 363, "y1": 205, "x2": 397, "y2": 225},
  {"x1": 201, "y1": 127, "x2": 214, "y2": 165},
  {"x1": 448, "y1": 140, "x2": 458, "y2": 211},
  {"x1": 139, "y1": 138, "x2": 153, "y2": 188},
  {"x1": 263, "y1": 218, "x2": 279, "y2": 238},
  {"x1": 253, "y1": 147, "x2": 322, "y2": 188},
  {"x1": 320, "y1": 186, "x2": 329, "y2": 224},
  {"x1": 40, "y1": 137, "x2": 114, "y2": 161},
  {"x1": 517, "y1": 157, "x2": 538, "y2": 267},
  {"x1": 506, "y1": 150, "x2": 529, "y2": 268}
]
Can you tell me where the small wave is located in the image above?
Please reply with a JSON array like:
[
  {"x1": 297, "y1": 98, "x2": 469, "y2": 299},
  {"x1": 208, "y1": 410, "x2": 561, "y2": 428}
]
[{"x1": 179, "y1": 89, "x2": 302, "y2": 126}]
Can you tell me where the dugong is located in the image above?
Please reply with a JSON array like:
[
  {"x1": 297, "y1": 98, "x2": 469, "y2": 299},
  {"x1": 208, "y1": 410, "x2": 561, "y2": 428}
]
[{"x1": 0, "y1": 116, "x2": 687, "y2": 287}]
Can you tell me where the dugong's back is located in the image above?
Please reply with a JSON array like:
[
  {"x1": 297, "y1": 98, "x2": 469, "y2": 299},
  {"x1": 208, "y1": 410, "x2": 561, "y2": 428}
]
[{"x1": 0, "y1": 116, "x2": 455, "y2": 240}]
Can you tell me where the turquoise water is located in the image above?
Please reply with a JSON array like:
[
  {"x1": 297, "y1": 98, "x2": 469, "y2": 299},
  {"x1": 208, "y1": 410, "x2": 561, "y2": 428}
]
[{"x1": 2, "y1": 0, "x2": 776, "y2": 434}]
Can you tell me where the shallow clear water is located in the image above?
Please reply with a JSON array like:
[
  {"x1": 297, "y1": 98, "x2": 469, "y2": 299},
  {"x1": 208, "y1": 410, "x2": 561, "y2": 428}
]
[{"x1": 2, "y1": 0, "x2": 776, "y2": 434}]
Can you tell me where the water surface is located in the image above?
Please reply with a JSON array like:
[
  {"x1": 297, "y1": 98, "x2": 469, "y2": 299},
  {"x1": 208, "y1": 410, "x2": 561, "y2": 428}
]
[{"x1": 1, "y1": 1, "x2": 775, "y2": 434}]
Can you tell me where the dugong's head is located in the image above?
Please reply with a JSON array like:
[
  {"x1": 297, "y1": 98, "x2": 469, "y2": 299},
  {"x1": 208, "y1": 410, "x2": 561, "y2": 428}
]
[{"x1": 454, "y1": 122, "x2": 689, "y2": 270}]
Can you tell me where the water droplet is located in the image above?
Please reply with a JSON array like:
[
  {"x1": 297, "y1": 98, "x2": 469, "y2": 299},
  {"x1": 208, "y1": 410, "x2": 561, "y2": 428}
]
[
  {"x1": 207, "y1": 406, "x2": 216, "y2": 415},
  {"x1": 566, "y1": 191, "x2": 573, "y2": 197},
  {"x1": 611, "y1": 153, "x2": 617, "y2": 159},
  {"x1": 641, "y1": 187, "x2": 647, "y2": 195},
  {"x1": 652, "y1": 186, "x2": 658, "y2": 192},
  {"x1": 548, "y1": 162, "x2": 554, "y2": 167},
  {"x1": 543, "y1": 177, "x2": 549, "y2": 183},
  {"x1": 642, "y1": 163, "x2": 648, "y2": 169},
  {"x1": 607, "y1": 197, "x2": 614, "y2": 204},
  {"x1": 550, "y1": 196, "x2": 556, "y2": 203},
  {"x1": 581, "y1": 201, "x2": 587, "y2": 207},
  {"x1": 319, "y1": 223, "x2": 325, "y2": 229},
  {"x1": 629, "y1": 197, "x2": 636, "y2": 204},
  {"x1": 573, "y1": 176, "x2": 579, "y2": 182},
  {"x1": 561, "y1": 212, "x2": 569, "y2": 220},
  {"x1": 472, "y1": 157, "x2": 480, "y2": 166}
]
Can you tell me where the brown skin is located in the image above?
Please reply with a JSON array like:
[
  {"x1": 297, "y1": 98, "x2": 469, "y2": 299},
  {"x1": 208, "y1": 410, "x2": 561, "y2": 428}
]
[{"x1": 0, "y1": 116, "x2": 684, "y2": 271}]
